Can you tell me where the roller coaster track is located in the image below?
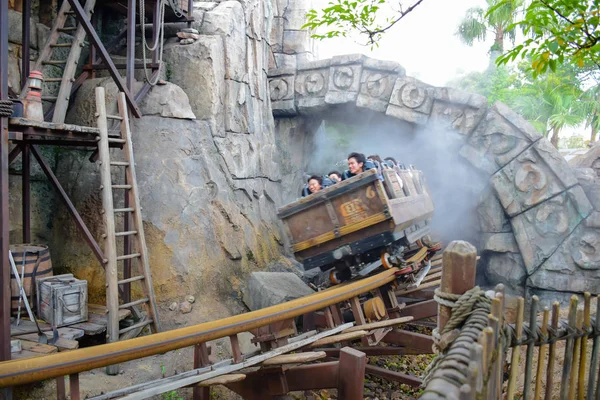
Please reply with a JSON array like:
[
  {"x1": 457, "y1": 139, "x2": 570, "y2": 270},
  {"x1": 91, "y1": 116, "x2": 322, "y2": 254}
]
[{"x1": 0, "y1": 257, "x2": 443, "y2": 399}]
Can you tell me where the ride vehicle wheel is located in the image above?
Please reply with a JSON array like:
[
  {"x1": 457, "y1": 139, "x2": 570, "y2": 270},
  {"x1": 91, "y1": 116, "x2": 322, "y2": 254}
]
[
  {"x1": 381, "y1": 253, "x2": 393, "y2": 269},
  {"x1": 329, "y1": 270, "x2": 342, "y2": 285}
]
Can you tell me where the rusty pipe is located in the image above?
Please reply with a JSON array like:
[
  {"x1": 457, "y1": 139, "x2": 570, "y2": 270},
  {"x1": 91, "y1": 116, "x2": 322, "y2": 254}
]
[{"x1": 0, "y1": 268, "x2": 399, "y2": 387}]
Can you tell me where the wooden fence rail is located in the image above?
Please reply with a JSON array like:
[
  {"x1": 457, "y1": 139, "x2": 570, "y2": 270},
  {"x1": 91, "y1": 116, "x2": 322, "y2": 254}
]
[{"x1": 421, "y1": 241, "x2": 600, "y2": 400}]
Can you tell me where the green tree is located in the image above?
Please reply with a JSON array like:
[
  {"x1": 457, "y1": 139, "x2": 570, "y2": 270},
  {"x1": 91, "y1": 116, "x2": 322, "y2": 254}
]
[
  {"x1": 456, "y1": 0, "x2": 523, "y2": 65},
  {"x1": 303, "y1": 0, "x2": 424, "y2": 45},
  {"x1": 495, "y1": 0, "x2": 600, "y2": 75}
]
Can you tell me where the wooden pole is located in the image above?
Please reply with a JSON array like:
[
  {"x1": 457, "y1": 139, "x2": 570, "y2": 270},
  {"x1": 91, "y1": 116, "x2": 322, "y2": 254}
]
[
  {"x1": 534, "y1": 307, "x2": 549, "y2": 400},
  {"x1": 569, "y1": 310, "x2": 583, "y2": 400},
  {"x1": 587, "y1": 296, "x2": 600, "y2": 400},
  {"x1": 578, "y1": 293, "x2": 591, "y2": 400},
  {"x1": 438, "y1": 241, "x2": 477, "y2": 332},
  {"x1": 545, "y1": 302, "x2": 560, "y2": 400},
  {"x1": 507, "y1": 297, "x2": 524, "y2": 400},
  {"x1": 524, "y1": 295, "x2": 539, "y2": 400},
  {"x1": 337, "y1": 347, "x2": 366, "y2": 400},
  {"x1": 560, "y1": 296, "x2": 579, "y2": 400}
]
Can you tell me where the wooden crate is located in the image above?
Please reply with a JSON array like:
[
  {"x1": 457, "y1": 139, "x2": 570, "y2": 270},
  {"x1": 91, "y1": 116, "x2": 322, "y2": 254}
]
[{"x1": 36, "y1": 274, "x2": 88, "y2": 327}]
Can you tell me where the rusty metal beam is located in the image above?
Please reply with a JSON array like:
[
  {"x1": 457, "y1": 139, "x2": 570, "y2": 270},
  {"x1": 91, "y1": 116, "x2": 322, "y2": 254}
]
[
  {"x1": 0, "y1": 0, "x2": 11, "y2": 373},
  {"x1": 66, "y1": 0, "x2": 141, "y2": 117},
  {"x1": 0, "y1": 268, "x2": 398, "y2": 387},
  {"x1": 383, "y1": 330, "x2": 434, "y2": 354},
  {"x1": 29, "y1": 145, "x2": 105, "y2": 264},
  {"x1": 8, "y1": 145, "x2": 21, "y2": 164},
  {"x1": 365, "y1": 364, "x2": 422, "y2": 387},
  {"x1": 399, "y1": 299, "x2": 437, "y2": 321},
  {"x1": 21, "y1": 144, "x2": 30, "y2": 243},
  {"x1": 20, "y1": 0, "x2": 30, "y2": 91}
]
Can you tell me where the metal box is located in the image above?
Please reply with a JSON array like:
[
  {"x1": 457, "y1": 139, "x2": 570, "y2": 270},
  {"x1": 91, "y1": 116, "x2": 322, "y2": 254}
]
[{"x1": 36, "y1": 274, "x2": 88, "y2": 327}]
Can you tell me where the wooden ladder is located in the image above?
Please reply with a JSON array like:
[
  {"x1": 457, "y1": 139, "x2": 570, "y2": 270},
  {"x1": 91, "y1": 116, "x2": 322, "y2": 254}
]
[
  {"x1": 28, "y1": 0, "x2": 96, "y2": 123},
  {"x1": 95, "y1": 87, "x2": 161, "y2": 361}
]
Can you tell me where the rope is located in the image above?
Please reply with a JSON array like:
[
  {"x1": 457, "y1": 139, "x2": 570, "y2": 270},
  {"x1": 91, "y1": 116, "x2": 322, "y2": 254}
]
[
  {"x1": 422, "y1": 286, "x2": 491, "y2": 388},
  {"x1": 139, "y1": 0, "x2": 166, "y2": 86},
  {"x1": 0, "y1": 100, "x2": 13, "y2": 117}
]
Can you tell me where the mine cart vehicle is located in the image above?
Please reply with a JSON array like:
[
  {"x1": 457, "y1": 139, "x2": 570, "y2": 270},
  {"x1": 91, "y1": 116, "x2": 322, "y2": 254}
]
[{"x1": 278, "y1": 168, "x2": 441, "y2": 287}]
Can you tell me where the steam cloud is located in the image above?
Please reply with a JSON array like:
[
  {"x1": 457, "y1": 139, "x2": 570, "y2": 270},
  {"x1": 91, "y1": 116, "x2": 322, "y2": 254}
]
[{"x1": 306, "y1": 114, "x2": 487, "y2": 247}]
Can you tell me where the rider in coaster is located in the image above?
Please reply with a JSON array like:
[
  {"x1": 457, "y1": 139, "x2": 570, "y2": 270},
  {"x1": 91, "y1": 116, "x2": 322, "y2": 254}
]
[
  {"x1": 342, "y1": 152, "x2": 375, "y2": 180},
  {"x1": 304, "y1": 175, "x2": 323, "y2": 196},
  {"x1": 328, "y1": 170, "x2": 342, "y2": 184}
]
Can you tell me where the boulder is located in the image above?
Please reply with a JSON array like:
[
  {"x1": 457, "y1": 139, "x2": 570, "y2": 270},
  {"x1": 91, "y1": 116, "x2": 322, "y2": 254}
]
[
  {"x1": 574, "y1": 168, "x2": 600, "y2": 211},
  {"x1": 243, "y1": 272, "x2": 314, "y2": 311},
  {"x1": 139, "y1": 82, "x2": 196, "y2": 119},
  {"x1": 180, "y1": 301, "x2": 193, "y2": 313}
]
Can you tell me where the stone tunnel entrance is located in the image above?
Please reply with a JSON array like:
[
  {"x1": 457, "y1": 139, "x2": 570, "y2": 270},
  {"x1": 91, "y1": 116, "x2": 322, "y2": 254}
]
[{"x1": 270, "y1": 54, "x2": 600, "y2": 300}]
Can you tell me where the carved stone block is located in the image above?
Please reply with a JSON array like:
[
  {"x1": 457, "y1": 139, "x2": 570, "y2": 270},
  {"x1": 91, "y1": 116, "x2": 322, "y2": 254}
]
[
  {"x1": 356, "y1": 64, "x2": 402, "y2": 112},
  {"x1": 477, "y1": 187, "x2": 512, "y2": 233},
  {"x1": 385, "y1": 76, "x2": 434, "y2": 125},
  {"x1": 324, "y1": 60, "x2": 362, "y2": 104},
  {"x1": 460, "y1": 102, "x2": 542, "y2": 175},
  {"x1": 528, "y1": 211, "x2": 600, "y2": 293},
  {"x1": 511, "y1": 185, "x2": 592, "y2": 274},
  {"x1": 268, "y1": 70, "x2": 296, "y2": 117},
  {"x1": 429, "y1": 87, "x2": 488, "y2": 135},
  {"x1": 483, "y1": 252, "x2": 527, "y2": 292},
  {"x1": 295, "y1": 60, "x2": 331, "y2": 114},
  {"x1": 492, "y1": 138, "x2": 579, "y2": 216}
]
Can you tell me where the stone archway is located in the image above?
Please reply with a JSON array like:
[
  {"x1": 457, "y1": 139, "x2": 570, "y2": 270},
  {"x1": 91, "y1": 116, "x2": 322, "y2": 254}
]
[{"x1": 268, "y1": 54, "x2": 600, "y2": 298}]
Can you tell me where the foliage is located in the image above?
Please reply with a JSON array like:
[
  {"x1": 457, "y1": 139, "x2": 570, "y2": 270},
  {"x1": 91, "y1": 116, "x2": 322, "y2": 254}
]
[
  {"x1": 450, "y1": 61, "x2": 588, "y2": 146},
  {"x1": 560, "y1": 134, "x2": 587, "y2": 149},
  {"x1": 495, "y1": 0, "x2": 600, "y2": 76},
  {"x1": 457, "y1": 0, "x2": 523, "y2": 53},
  {"x1": 303, "y1": 0, "x2": 424, "y2": 45},
  {"x1": 162, "y1": 391, "x2": 183, "y2": 400}
]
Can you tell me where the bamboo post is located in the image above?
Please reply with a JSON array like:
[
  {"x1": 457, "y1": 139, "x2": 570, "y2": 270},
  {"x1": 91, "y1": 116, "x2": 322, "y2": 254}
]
[
  {"x1": 438, "y1": 241, "x2": 477, "y2": 332},
  {"x1": 545, "y1": 302, "x2": 560, "y2": 400},
  {"x1": 523, "y1": 295, "x2": 539, "y2": 400},
  {"x1": 534, "y1": 307, "x2": 549, "y2": 400},
  {"x1": 486, "y1": 315, "x2": 499, "y2": 400},
  {"x1": 560, "y1": 296, "x2": 579, "y2": 400},
  {"x1": 569, "y1": 310, "x2": 583, "y2": 400},
  {"x1": 587, "y1": 296, "x2": 600, "y2": 400},
  {"x1": 578, "y1": 293, "x2": 591, "y2": 400},
  {"x1": 507, "y1": 297, "x2": 525, "y2": 400}
]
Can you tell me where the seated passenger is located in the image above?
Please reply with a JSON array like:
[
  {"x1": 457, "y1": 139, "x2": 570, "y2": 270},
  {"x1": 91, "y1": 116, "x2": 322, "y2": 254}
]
[
  {"x1": 322, "y1": 176, "x2": 334, "y2": 188},
  {"x1": 302, "y1": 175, "x2": 323, "y2": 197},
  {"x1": 342, "y1": 152, "x2": 375, "y2": 180},
  {"x1": 328, "y1": 170, "x2": 342, "y2": 183},
  {"x1": 384, "y1": 157, "x2": 397, "y2": 168}
]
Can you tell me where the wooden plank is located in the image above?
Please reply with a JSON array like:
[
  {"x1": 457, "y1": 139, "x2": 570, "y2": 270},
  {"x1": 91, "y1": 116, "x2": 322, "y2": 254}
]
[
  {"x1": 19, "y1": 340, "x2": 58, "y2": 354},
  {"x1": 262, "y1": 351, "x2": 326, "y2": 366},
  {"x1": 197, "y1": 374, "x2": 246, "y2": 387},
  {"x1": 8, "y1": 118, "x2": 100, "y2": 134},
  {"x1": 342, "y1": 317, "x2": 413, "y2": 333},
  {"x1": 14, "y1": 330, "x2": 80, "y2": 351},
  {"x1": 308, "y1": 331, "x2": 368, "y2": 348},
  {"x1": 395, "y1": 280, "x2": 440, "y2": 296},
  {"x1": 69, "y1": 321, "x2": 106, "y2": 335},
  {"x1": 115, "y1": 323, "x2": 354, "y2": 400},
  {"x1": 11, "y1": 349, "x2": 49, "y2": 360},
  {"x1": 10, "y1": 320, "x2": 52, "y2": 336}
]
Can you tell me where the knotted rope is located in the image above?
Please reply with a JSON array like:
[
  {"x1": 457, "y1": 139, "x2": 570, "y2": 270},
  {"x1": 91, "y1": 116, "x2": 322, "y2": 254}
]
[
  {"x1": 0, "y1": 100, "x2": 13, "y2": 117},
  {"x1": 422, "y1": 286, "x2": 491, "y2": 388}
]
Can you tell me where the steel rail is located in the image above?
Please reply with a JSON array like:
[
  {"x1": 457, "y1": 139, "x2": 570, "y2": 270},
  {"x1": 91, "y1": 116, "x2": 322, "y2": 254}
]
[{"x1": 0, "y1": 268, "x2": 399, "y2": 387}]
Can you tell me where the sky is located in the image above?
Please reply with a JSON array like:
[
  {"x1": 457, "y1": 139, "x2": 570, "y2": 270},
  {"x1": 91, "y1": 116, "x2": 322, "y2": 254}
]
[{"x1": 314, "y1": 0, "x2": 496, "y2": 86}]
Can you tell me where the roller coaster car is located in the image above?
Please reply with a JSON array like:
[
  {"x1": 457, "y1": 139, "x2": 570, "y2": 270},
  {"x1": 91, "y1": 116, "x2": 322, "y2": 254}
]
[{"x1": 278, "y1": 168, "x2": 441, "y2": 286}]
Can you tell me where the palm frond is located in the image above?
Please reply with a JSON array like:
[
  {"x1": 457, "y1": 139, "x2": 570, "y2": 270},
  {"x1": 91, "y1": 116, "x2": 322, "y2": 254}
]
[{"x1": 456, "y1": 7, "x2": 487, "y2": 46}]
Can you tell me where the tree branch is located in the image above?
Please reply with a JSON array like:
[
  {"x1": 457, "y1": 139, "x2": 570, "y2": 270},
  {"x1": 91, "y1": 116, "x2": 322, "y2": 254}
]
[{"x1": 361, "y1": 0, "x2": 425, "y2": 44}]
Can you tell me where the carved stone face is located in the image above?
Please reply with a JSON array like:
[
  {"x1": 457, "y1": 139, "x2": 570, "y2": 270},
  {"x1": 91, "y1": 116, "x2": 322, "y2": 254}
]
[
  {"x1": 591, "y1": 158, "x2": 600, "y2": 178},
  {"x1": 571, "y1": 230, "x2": 600, "y2": 270}
]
